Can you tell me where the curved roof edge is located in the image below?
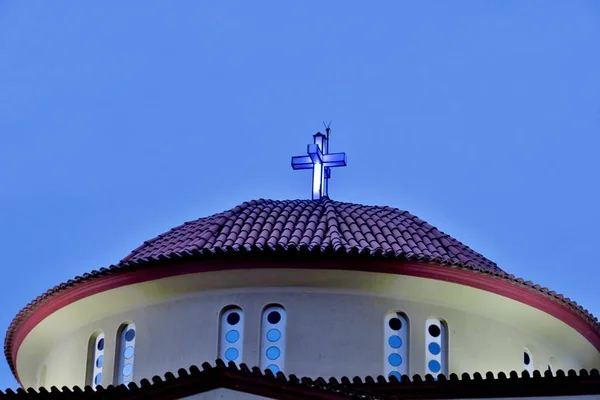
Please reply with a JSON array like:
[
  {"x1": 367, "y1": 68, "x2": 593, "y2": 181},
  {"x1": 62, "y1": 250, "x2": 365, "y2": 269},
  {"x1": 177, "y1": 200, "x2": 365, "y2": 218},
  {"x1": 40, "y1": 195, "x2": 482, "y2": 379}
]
[
  {"x1": 4, "y1": 254, "x2": 600, "y2": 383},
  {"x1": 3, "y1": 360, "x2": 600, "y2": 398}
]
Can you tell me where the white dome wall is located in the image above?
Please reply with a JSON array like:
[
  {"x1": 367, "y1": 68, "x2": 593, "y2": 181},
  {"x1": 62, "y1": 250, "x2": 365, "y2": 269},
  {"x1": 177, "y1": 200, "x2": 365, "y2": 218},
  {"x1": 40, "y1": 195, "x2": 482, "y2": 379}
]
[{"x1": 15, "y1": 268, "x2": 600, "y2": 389}]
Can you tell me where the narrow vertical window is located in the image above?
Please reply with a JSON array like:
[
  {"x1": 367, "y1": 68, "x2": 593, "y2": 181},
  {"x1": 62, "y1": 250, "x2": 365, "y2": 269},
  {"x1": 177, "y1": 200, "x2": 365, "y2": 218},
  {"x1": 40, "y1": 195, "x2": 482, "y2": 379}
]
[
  {"x1": 384, "y1": 312, "x2": 409, "y2": 380},
  {"x1": 86, "y1": 331, "x2": 104, "y2": 387},
  {"x1": 524, "y1": 347, "x2": 533, "y2": 374},
  {"x1": 219, "y1": 307, "x2": 244, "y2": 364},
  {"x1": 260, "y1": 305, "x2": 286, "y2": 374},
  {"x1": 425, "y1": 318, "x2": 447, "y2": 376},
  {"x1": 115, "y1": 323, "x2": 136, "y2": 386}
]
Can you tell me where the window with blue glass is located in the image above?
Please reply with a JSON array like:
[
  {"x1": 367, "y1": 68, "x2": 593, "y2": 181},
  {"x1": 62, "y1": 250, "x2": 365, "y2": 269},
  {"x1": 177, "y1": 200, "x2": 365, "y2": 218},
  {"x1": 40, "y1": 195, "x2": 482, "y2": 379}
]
[
  {"x1": 219, "y1": 307, "x2": 244, "y2": 365},
  {"x1": 384, "y1": 312, "x2": 409, "y2": 380},
  {"x1": 260, "y1": 305, "x2": 286, "y2": 375},
  {"x1": 86, "y1": 331, "x2": 104, "y2": 388},
  {"x1": 425, "y1": 318, "x2": 447, "y2": 377},
  {"x1": 115, "y1": 323, "x2": 136, "y2": 386}
]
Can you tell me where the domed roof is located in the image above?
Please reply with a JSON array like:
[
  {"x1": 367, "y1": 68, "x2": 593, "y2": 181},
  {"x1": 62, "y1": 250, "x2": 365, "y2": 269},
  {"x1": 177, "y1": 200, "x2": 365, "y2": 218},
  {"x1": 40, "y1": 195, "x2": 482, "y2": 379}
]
[
  {"x1": 121, "y1": 198, "x2": 501, "y2": 272},
  {"x1": 6, "y1": 198, "x2": 600, "y2": 381}
]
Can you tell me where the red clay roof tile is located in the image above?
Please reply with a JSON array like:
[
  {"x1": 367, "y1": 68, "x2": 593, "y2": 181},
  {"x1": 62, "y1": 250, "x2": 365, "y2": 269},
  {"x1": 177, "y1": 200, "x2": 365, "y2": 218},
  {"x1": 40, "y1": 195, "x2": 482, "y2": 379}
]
[{"x1": 120, "y1": 198, "x2": 501, "y2": 272}]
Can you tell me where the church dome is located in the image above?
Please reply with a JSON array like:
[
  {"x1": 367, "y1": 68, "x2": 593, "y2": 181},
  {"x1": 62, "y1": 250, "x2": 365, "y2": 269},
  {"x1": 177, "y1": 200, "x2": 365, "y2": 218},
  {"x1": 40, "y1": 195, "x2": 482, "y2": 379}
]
[
  {"x1": 5, "y1": 197, "x2": 600, "y2": 389},
  {"x1": 5, "y1": 129, "x2": 599, "y2": 395},
  {"x1": 120, "y1": 198, "x2": 500, "y2": 272}
]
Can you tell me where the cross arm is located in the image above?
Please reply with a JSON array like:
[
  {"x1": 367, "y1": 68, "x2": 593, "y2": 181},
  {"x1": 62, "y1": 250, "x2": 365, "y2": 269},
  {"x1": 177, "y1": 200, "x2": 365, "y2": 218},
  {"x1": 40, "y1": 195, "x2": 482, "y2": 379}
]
[
  {"x1": 322, "y1": 152, "x2": 347, "y2": 168},
  {"x1": 291, "y1": 155, "x2": 313, "y2": 170}
]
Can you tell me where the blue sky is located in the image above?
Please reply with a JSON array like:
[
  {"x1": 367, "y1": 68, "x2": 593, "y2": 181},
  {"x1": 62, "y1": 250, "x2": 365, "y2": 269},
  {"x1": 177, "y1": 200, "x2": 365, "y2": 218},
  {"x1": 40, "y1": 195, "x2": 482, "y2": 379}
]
[{"x1": 0, "y1": 0, "x2": 599, "y2": 390}]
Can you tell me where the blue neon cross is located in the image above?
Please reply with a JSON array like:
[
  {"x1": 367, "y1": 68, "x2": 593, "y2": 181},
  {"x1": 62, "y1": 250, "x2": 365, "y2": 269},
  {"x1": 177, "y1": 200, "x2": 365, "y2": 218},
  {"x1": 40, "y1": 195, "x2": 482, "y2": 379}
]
[{"x1": 291, "y1": 132, "x2": 347, "y2": 200}]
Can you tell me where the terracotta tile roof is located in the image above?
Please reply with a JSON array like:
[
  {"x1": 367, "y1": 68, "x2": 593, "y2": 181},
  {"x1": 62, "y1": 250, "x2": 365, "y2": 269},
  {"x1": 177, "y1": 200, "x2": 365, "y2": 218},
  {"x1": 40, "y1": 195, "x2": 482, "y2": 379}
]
[
  {"x1": 121, "y1": 198, "x2": 501, "y2": 272},
  {"x1": 4, "y1": 199, "x2": 600, "y2": 383},
  {"x1": 2, "y1": 360, "x2": 599, "y2": 399}
]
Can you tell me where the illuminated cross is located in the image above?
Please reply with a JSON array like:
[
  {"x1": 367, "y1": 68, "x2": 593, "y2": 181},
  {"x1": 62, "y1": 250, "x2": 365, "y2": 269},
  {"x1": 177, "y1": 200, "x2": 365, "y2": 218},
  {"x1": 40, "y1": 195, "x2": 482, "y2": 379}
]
[{"x1": 291, "y1": 130, "x2": 347, "y2": 200}]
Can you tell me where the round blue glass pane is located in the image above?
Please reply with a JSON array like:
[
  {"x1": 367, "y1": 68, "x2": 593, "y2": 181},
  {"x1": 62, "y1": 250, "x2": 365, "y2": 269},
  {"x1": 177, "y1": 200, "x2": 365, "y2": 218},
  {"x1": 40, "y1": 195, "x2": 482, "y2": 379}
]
[
  {"x1": 266, "y1": 346, "x2": 280, "y2": 360},
  {"x1": 267, "y1": 364, "x2": 280, "y2": 374},
  {"x1": 122, "y1": 364, "x2": 133, "y2": 377},
  {"x1": 428, "y1": 360, "x2": 441, "y2": 373},
  {"x1": 267, "y1": 329, "x2": 281, "y2": 342},
  {"x1": 94, "y1": 373, "x2": 102, "y2": 386},
  {"x1": 388, "y1": 335, "x2": 402, "y2": 349},
  {"x1": 388, "y1": 371, "x2": 401, "y2": 381},
  {"x1": 224, "y1": 347, "x2": 239, "y2": 361},
  {"x1": 388, "y1": 353, "x2": 402, "y2": 367},
  {"x1": 124, "y1": 346, "x2": 135, "y2": 359},
  {"x1": 226, "y1": 330, "x2": 240, "y2": 343},
  {"x1": 428, "y1": 342, "x2": 441, "y2": 355},
  {"x1": 97, "y1": 338, "x2": 104, "y2": 351},
  {"x1": 125, "y1": 329, "x2": 136, "y2": 342},
  {"x1": 96, "y1": 355, "x2": 104, "y2": 368}
]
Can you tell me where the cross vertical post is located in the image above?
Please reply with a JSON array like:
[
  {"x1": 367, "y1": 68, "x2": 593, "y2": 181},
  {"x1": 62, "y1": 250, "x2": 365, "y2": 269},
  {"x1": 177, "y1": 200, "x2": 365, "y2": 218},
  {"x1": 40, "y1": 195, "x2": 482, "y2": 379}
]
[{"x1": 291, "y1": 131, "x2": 347, "y2": 200}]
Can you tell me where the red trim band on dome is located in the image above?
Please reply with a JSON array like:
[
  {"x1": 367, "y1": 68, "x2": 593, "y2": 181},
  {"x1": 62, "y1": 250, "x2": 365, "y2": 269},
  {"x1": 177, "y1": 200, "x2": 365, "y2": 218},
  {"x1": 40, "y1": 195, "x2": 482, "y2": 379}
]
[{"x1": 8, "y1": 260, "x2": 600, "y2": 385}]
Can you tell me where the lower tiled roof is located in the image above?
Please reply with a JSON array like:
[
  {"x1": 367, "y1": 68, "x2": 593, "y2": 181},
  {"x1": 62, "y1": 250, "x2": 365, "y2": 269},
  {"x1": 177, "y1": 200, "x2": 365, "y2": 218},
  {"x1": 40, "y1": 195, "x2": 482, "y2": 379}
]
[
  {"x1": 1, "y1": 360, "x2": 599, "y2": 399},
  {"x1": 121, "y1": 198, "x2": 501, "y2": 272}
]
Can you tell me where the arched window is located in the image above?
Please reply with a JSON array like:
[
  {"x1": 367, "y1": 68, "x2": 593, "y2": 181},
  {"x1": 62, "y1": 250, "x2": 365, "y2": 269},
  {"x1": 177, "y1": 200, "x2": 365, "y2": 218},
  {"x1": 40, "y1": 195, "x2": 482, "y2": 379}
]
[
  {"x1": 384, "y1": 312, "x2": 409, "y2": 380},
  {"x1": 115, "y1": 323, "x2": 136, "y2": 386},
  {"x1": 524, "y1": 347, "x2": 534, "y2": 374},
  {"x1": 425, "y1": 318, "x2": 447, "y2": 376},
  {"x1": 260, "y1": 305, "x2": 286, "y2": 374},
  {"x1": 219, "y1": 307, "x2": 244, "y2": 364},
  {"x1": 86, "y1": 331, "x2": 104, "y2": 387}
]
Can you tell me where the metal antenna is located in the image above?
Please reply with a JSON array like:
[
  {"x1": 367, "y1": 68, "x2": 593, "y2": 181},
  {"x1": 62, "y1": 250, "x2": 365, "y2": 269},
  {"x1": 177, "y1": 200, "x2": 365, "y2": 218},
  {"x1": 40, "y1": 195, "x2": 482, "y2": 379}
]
[{"x1": 323, "y1": 120, "x2": 332, "y2": 140}]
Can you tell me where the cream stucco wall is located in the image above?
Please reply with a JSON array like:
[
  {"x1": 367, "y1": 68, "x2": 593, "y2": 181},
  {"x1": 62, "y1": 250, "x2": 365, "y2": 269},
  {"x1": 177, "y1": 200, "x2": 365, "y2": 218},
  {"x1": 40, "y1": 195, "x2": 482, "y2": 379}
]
[{"x1": 14, "y1": 268, "x2": 600, "y2": 389}]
